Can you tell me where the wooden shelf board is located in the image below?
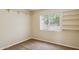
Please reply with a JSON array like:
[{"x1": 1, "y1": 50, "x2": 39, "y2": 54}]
[{"x1": 62, "y1": 28, "x2": 79, "y2": 30}]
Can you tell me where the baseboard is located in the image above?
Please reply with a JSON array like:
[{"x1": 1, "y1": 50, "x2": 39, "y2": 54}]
[
  {"x1": 2, "y1": 36, "x2": 79, "y2": 50},
  {"x1": 2, "y1": 37, "x2": 31, "y2": 50},
  {"x1": 31, "y1": 37, "x2": 79, "y2": 50}
]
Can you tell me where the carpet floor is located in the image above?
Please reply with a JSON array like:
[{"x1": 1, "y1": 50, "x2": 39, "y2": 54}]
[{"x1": 5, "y1": 39, "x2": 77, "y2": 50}]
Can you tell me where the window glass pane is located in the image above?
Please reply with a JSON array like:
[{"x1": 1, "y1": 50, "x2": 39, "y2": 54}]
[{"x1": 40, "y1": 13, "x2": 63, "y2": 32}]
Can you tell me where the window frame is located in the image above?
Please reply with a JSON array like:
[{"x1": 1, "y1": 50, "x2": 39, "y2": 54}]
[{"x1": 40, "y1": 13, "x2": 63, "y2": 32}]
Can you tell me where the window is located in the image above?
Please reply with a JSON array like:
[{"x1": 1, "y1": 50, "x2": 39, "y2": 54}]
[{"x1": 40, "y1": 13, "x2": 63, "y2": 32}]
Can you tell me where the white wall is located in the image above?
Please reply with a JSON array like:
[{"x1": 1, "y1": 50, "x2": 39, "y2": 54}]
[
  {"x1": 31, "y1": 9, "x2": 79, "y2": 49},
  {"x1": 0, "y1": 10, "x2": 31, "y2": 49}
]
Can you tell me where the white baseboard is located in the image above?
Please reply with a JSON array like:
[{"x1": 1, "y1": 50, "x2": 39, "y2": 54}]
[
  {"x1": 32, "y1": 36, "x2": 79, "y2": 49},
  {"x1": 1, "y1": 37, "x2": 31, "y2": 50}
]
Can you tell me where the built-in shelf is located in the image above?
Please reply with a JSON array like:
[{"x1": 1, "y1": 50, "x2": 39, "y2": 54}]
[
  {"x1": 63, "y1": 25, "x2": 79, "y2": 26},
  {"x1": 63, "y1": 21, "x2": 79, "y2": 26},
  {"x1": 64, "y1": 13, "x2": 79, "y2": 17},
  {"x1": 62, "y1": 28, "x2": 79, "y2": 30},
  {"x1": 63, "y1": 17, "x2": 79, "y2": 20},
  {"x1": 62, "y1": 25, "x2": 79, "y2": 30},
  {"x1": 64, "y1": 10, "x2": 79, "y2": 16},
  {"x1": 62, "y1": 10, "x2": 79, "y2": 30},
  {"x1": 63, "y1": 24, "x2": 79, "y2": 26},
  {"x1": 63, "y1": 19, "x2": 79, "y2": 21}
]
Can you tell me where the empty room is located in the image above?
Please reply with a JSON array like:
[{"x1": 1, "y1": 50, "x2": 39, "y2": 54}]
[{"x1": 0, "y1": 9, "x2": 79, "y2": 50}]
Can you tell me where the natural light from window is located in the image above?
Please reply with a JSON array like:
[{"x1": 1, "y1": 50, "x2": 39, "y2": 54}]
[{"x1": 40, "y1": 13, "x2": 63, "y2": 32}]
